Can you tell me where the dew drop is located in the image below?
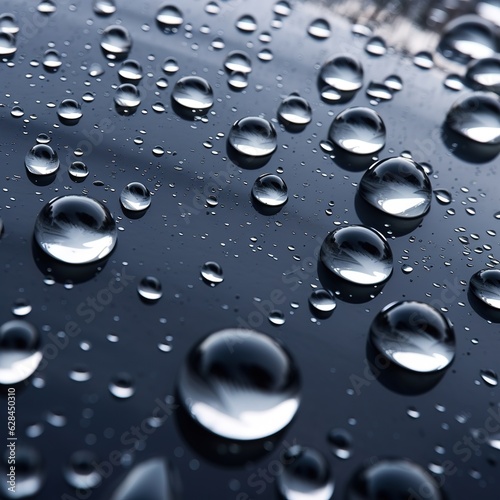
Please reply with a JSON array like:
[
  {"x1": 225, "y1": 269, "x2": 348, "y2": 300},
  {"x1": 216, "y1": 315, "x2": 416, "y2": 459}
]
[
  {"x1": 138, "y1": 276, "x2": 163, "y2": 302},
  {"x1": 328, "y1": 107, "x2": 386, "y2": 155},
  {"x1": 162, "y1": 56, "x2": 179, "y2": 74},
  {"x1": 11, "y1": 105, "x2": 24, "y2": 118},
  {"x1": 37, "y1": 0, "x2": 56, "y2": 14},
  {"x1": 228, "y1": 71, "x2": 248, "y2": 90},
  {"x1": 252, "y1": 173, "x2": 288, "y2": 207},
  {"x1": 384, "y1": 74, "x2": 403, "y2": 91},
  {"x1": 0, "y1": 320, "x2": 42, "y2": 384},
  {"x1": 269, "y1": 310, "x2": 286, "y2": 326},
  {"x1": 43, "y1": 49, "x2": 62, "y2": 71},
  {"x1": 201, "y1": 261, "x2": 224, "y2": 284},
  {"x1": 413, "y1": 51, "x2": 434, "y2": 69},
  {"x1": 434, "y1": 189, "x2": 452, "y2": 205},
  {"x1": 120, "y1": 182, "x2": 151, "y2": 211},
  {"x1": 229, "y1": 116, "x2": 277, "y2": 156},
  {"x1": 359, "y1": 157, "x2": 432, "y2": 218},
  {"x1": 25, "y1": 144, "x2": 59, "y2": 176},
  {"x1": 274, "y1": 1, "x2": 292, "y2": 17},
  {"x1": 0, "y1": 14, "x2": 19, "y2": 35},
  {"x1": 465, "y1": 56, "x2": 500, "y2": 93},
  {"x1": 320, "y1": 225, "x2": 393, "y2": 285},
  {"x1": 12, "y1": 299, "x2": 32, "y2": 317},
  {"x1": 370, "y1": 301, "x2": 456, "y2": 373},
  {"x1": 34, "y1": 195, "x2": 117, "y2": 264},
  {"x1": 178, "y1": 328, "x2": 301, "y2": 440},
  {"x1": 469, "y1": 269, "x2": 500, "y2": 309},
  {"x1": 444, "y1": 74, "x2": 464, "y2": 91},
  {"x1": 366, "y1": 83, "x2": 393, "y2": 101},
  {"x1": 277, "y1": 445, "x2": 335, "y2": 500}
]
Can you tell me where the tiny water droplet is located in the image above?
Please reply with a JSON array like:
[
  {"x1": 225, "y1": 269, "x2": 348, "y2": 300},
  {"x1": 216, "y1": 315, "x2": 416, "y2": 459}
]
[
  {"x1": 93, "y1": 0, "x2": 116, "y2": 16},
  {"x1": 178, "y1": 328, "x2": 301, "y2": 440},
  {"x1": 35, "y1": 195, "x2": 117, "y2": 264},
  {"x1": 0, "y1": 14, "x2": 19, "y2": 35},
  {"x1": 138, "y1": 276, "x2": 162, "y2": 302},
  {"x1": 229, "y1": 116, "x2": 277, "y2": 156},
  {"x1": 274, "y1": 1, "x2": 292, "y2": 17},
  {"x1": 37, "y1": 0, "x2": 56, "y2": 14},
  {"x1": 25, "y1": 144, "x2": 59, "y2": 176},
  {"x1": 277, "y1": 95, "x2": 312, "y2": 125},
  {"x1": 466, "y1": 56, "x2": 500, "y2": 93},
  {"x1": 0, "y1": 32, "x2": 16, "y2": 56},
  {"x1": 413, "y1": 51, "x2": 434, "y2": 69},
  {"x1": 252, "y1": 173, "x2": 288, "y2": 207},
  {"x1": 407, "y1": 406, "x2": 421, "y2": 419},
  {"x1": 120, "y1": 182, "x2": 151, "y2": 211},
  {"x1": 320, "y1": 225, "x2": 393, "y2": 285},
  {"x1": 43, "y1": 49, "x2": 62, "y2": 71},
  {"x1": 384, "y1": 74, "x2": 403, "y2": 91},
  {"x1": 201, "y1": 261, "x2": 224, "y2": 284},
  {"x1": 162, "y1": 56, "x2": 179, "y2": 74},
  {"x1": 444, "y1": 74, "x2": 464, "y2": 91},
  {"x1": 370, "y1": 301, "x2": 455, "y2": 373},
  {"x1": 366, "y1": 83, "x2": 393, "y2": 101},
  {"x1": 11, "y1": 105, "x2": 24, "y2": 118}
]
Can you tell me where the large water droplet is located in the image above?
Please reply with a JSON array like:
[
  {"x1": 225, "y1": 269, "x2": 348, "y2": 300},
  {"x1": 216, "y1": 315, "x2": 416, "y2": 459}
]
[
  {"x1": 229, "y1": 116, "x2": 277, "y2": 156},
  {"x1": 200, "y1": 261, "x2": 224, "y2": 284},
  {"x1": 346, "y1": 458, "x2": 443, "y2": 500},
  {"x1": 171, "y1": 76, "x2": 214, "y2": 112},
  {"x1": 114, "y1": 83, "x2": 141, "y2": 110},
  {"x1": 438, "y1": 15, "x2": 497, "y2": 63},
  {"x1": 120, "y1": 182, "x2": 151, "y2": 211},
  {"x1": 320, "y1": 225, "x2": 393, "y2": 285},
  {"x1": 319, "y1": 55, "x2": 364, "y2": 92},
  {"x1": 110, "y1": 458, "x2": 180, "y2": 500},
  {"x1": 224, "y1": 50, "x2": 252, "y2": 74},
  {"x1": 0, "y1": 32, "x2": 16, "y2": 56},
  {"x1": 0, "y1": 446, "x2": 44, "y2": 498},
  {"x1": 57, "y1": 99, "x2": 83, "y2": 124},
  {"x1": 138, "y1": 276, "x2": 162, "y2": 302},
  {"x1": 277, "y1": 445, "x2": 335, "y2": 500},
  {"x1": 34, "y1": 195, "x2": 117, "y2": 264},
  {"x1": 0, "y1": 320, "x2": 42, "y2": 385},
  {"x1": 100, "y1": 25, "x2": 132, "y2": 59},
  {"x1": 252, "y1": 173, "x2": 288, "y2": 207},
  {"x1": 309, "y1": 289, "x2": 337, "y2": 313},
  {"x1": 470, "y1": 269, "x2": 500, "y2": 309},
  {"x1": 370, "y1": 301, "x2": 456, "y2": 373},
  {"x1": 307, "y1": 18, "x2": 331, "y2": 39},
  {"x1": 178, "y1": 328, "x2": 301, "y2": 440},
  {"x1": 278, "y1": 95, "x2": 312, "y2": 125},
  {"x1": 156, "y1": 4, "x2": 183, "y2": 33},
  {"x1": 359, "y1": 157, "x2": 432, "y2": 218},
  {"x1": 25, "y1": 144, "x2": 59, "y2": 176},
  {"x1": 64, "y1": 450, "x2": 101, "y2": 489},
  {"x1": 0, "y1": 14, "x2": 19, "y2": 35},
  {"x1": 465, "y1": 56, "x2": 500, "y2": 93},
  {"x1": 328, "y1": 107, "x2": 386, "y2": 155},
  {"x1": 445, "y1": 92, "x2": 500, "y2": 145}
]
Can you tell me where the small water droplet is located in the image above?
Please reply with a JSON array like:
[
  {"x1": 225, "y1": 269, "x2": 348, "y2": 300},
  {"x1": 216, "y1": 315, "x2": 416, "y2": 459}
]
[
  {"x1": 35, "y1": 195, "x2": 117, "y2": 264},
  {"x1": 365, "y1": 36, "x2": 387, "y2": 56},
  {"x1": 37, "y1": 0, "x2": 56, "y2": 14},
  {"x1": 0, "y1": 320, "x2": 42, "y2": 384},
  {"x1": 224, "y1": 50, "x2": 252, "y2": 74},
  {"x1": 11, "y1": 105, "x2": 24, "y2": 118},
  {"x1": 320, "y1": 225, "x2": 393, "y2": 285},
  {"x1": 227, "y1": 71, "x2": 248, "y2": 90},
  {"x1": 434, "y1": 189, "x2": 452, "y2": 205},
  {"x1": 252, "y1": 173, "x2": 288, "y2": 207},
  {"x1": 307, "y1": 18, "x2": 331, "y2": 39},
  {"x1": 413, "y1": 51, "x2": 434, "y2": 69},
  {"x1": 43, "y1": 49, "x2": 62, "y2": 71},
  {"x1": 68, "y1": 161, "x2": 89, "y2": 180},
  {"x1": 466, "y1": 56, "x2": 500, "y2": 93},
  {"x1": 118, "y1": 59, "x2": 143, "y2": 82},
  {"x1": 162, "y1": 56, "x2": 179, "y2": 74},
  {"x1": 109, "y1": 372, "x2": 135, "y2": 399},
  {"x1": 444, "y1": 74, "x2": 464, "y2": 91},
  {"x1": 64, "y1": 450, "x2": 101, "y2": 489},
  {"x1": 328, "y1": 428, "x2": 352, "y2": 459},
  {"x1": 470, "y1": 269, "x2": 500, "y2": 309},
  {"x1": 269, "y1": 310, "x2": 285, "y2": 326},
  {"x1": 178, "y1": 328, "x2": 301, "y2": 440},
  {"x1": 359, "y1": 157, "x2": 432, "y2": 218},
  {"x1": 201, "y1": 261, "x2": 224, "y2": 284},
  {"x1": 487, "y1": 433, "x2": 500, "y2": 450},
  {"x1": 370, "y1": 301, "x2": 456, "y2": 373},
  {"x1": 0, "y1": 14, "x2": 19, "y2": 35},
  {"x1": 277, "y1": 95, "x2": 312, "y2": 125},
  {"x1": 120, "y1": 182, "x2": 151, "y2": 211},
  {"x1": 319, "y1": 55, "x2": 364, "y2": 92},
  {"x1": 138, "y1": 276, "x2": 162, "y2": 302},
  {"x1": 328, "y1": 107, "x2": 386, "y2": 155},
  {"x1": 309, "y1": 289, "x2": 337, "y2": 313},
  {"x1": 156, "y1": 4, "x2": 183, "y2": 33},
  {"x1": 114, "y1": 83, "x2": 141, "y2": 110},
  {"x1": 366, "y1": 82, "x2": 393, "y2": 101},
  {"x1": 384, "y1": 74, "x2": 403, "y2": 91},
  {"x1": 402, "y1": 264, "x2": 413, "y2": 274},
  {"x1": 229, "y1": 116, "x2": 277, "y2": 156},
  {"x1": 89, "y1": 62, "x2": 105, "y2": 77},
  {"x1": 205, "y1": 1, "x2": 221, "y2": 15},
  {"x1": 236, "y1": 14, "x2": 257, "y2": 33},
  {"x1": 93, "y1": 0, "x2": 116, "y2": 16},
  {"x1": 407, "y1": 406, "x2": 421, "y2": 419},
  {"x1": 25, "y1": 144, "x2": 59, "y2": 176},
  {"x1": 69, "y1": 366, "x2": 92, "y2": 382},
  {"x1": 274, "y1": 1, "x2": 292, "y2": 17},
  {"x1": 101, "y1": 25, "x2": 132, "y2": 59},
  {"x1": 480, "y1": 368, "x2": 498, "y2": 386},
  {"x1": 57, "y1": 99, "x2": 83, "y2": 123},
  {"x1": 12, "y1": 299, "x2": 32, "y2": 317},
  {"x1": 171, "y1": 76, "x2": 214, "y2": 112}
]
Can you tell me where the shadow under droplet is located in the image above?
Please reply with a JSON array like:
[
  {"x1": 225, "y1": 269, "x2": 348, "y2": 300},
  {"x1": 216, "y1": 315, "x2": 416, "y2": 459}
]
[
  {"x1": 250, "y1": 195, "x2": 285, "y2": 216},
  {"x1": 365, "y1": 338, "x2": 446, "y2": 396},
  {"x1": 317, "y1": 260, "x2": 386, "y2": 304},
  {"x1": 174, "y1": 393, "x2": 284, "y2": 467},
  {"x1": 329, "y1": 147, "x2": 376, "y2": 172},
  {"x1": 26, "y1": 171, "x2": 57, "y2": 186},
  {"x1": 58, "y1": 116, "x2": 81, "y2": 126},
  {"x1": 32, "y1": 237, "x2": 109, "y2": 284},
  {"x1": 120, "y1": 206, "x2": 148, "y2": 220},
  {"x1": 171, "y1": 99, "x2": 211, "y2": 121},
  {"x1": 277, "y1": 119, "x2": 308, "y2": 134},
  {"x1": 467, "y1": 288, "x2": 500, "y2": 323},
  {"x1": 354, "y1": 193, "x2": 424, "y2": 237},
  {"x1": 441, "y1": 125, "x2": 499, "y2": 163},
  {"x1": 227, "y1": 141, "x2": 273, "y2": 169},
  {"x1": 114, "y1": 103, "x2": 139, "y2": 116}
]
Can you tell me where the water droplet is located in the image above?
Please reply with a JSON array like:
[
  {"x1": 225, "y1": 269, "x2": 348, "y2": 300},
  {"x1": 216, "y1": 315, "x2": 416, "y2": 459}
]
[
  {"x1": 319, "y1": 55, "x2": 364, "y2": 92},
  {"x1": 201, "y1": 261, "x2": 224, "y2": 284},
  {"x1": 407, "y1": 406, "x2": 421, "y2": 419},
  {"x1": 470, "y1": 269, "x2": 500, "y2": 309},
  {"x1": 384, "y1": 75, "x2": 403, "y2": 91},
  {"x1": 224, "y1": 50, "x2": 252, "y2": 74},
  {"x1": 258, "y1": 48, "x2": 273, "y2": 62},
  {"x1": 118, "y1": 59, "x2": 143, "y2": 82},
  {"x1": 438, "y1": 15, "x2": 496, "y2": 63},
  {"x1": 328, "y1": 428, "x2": 352, "y2": 459},
  {"x1": 401, "y1": 264, "x2": 413, "y2": 274},
  {"x1": 466, "y1": 56, "x2": 500, "y2": 93},
  {"x1": 12, "y1": 299, "x2": 32, "y2": 317},
  {"x1": 35, "y1": 195, "x2": 117, "y2": 264},
  {"x1": 274, "y1": 1, "x2": 292, "y2": 17},
  {"x1": 370, "y1": 301, "x2": 456, "y2": 373},
  {"x1": 359, "y1": 157, "x2": 432, "y2": 218},
  {"x1": 120, "y1": 182, "x2": 151, "y2": 211},
  {"x1": 89, "y1": 62, "x2": 104, "y2": 77},
  {"x1": 366, "y1": 83, "x2": 393, "y2": 101},
  {"x1": 0, "y1": 320, "x2": 42, "y2": 384},
  {"x1": 269, "y1": 310, "x2": 286, "y2": 326},
  {"x1": 320, "y1": 225, "x2": 393, "y2": 285},
  {"x1": 110, "y1": 458, "x2": 180, "y2": 500},
  {"x1": 156, "y1": 4, "x2": 183, "y2": 33},
  {"x1": 0, "y1": 446, "x2": 44, "y2": 498},
  {"x1": 277, "y1": 95, "x2": 312, "y2": 125},
  {"x1": 0, "y1": 14, "x2": 19, "y2": 35},
  {"x1": 25, "y1": 144, "x2": 59, "y2": 176},
  {"x1": 114, "y1": 83, "x2": 141, "y2": 109},
  {"x1": 346, "y1": 458, "x2": 443, "y2": 500},
  {"x1": 477, "y1": 0, "x2": 500, "y2": 26},
  {"x1": 57, "y1": 99, "x2": 83, "y2": 123},
  {"x1": 309, "y1": 289, "x2": 337, "y2": 313},
  {"x1": 307, "y1": 18, "x2": 331, "y2": 39},
  {"x1": 487, "y1": 433, "x2": 500, "y2": 450},
  {"x1": 205, "y1": 1, "x2": 221, "y2": 15},
  {"x1": 434, "y1": 189, "x2": 452, "y2": 205},
  {"x1": 328, "y1": 107, "x2": 386, "y2": 155},
  {"x1": 100, "y1": 25, "x2": 132, "y2": 59},
  {"x1": 37, "y1": 0, "x2": 56, "y2": 14},
  {"x1": 178, "y1": 328, "x2": 301, "y2": 440},
  {"x1": 109, "y1": 372, "x2": 135, "y2": 399},
  {"x1": 43, "y1": 49, "x2": 62, "y2": 71},
  {"x1": 365, "y1": 36, "x2": 387, "y2": 56},
  {"x1": 252, "y1": 173, "x2": 288, "y2": 207},
  {"x1": 68, "y1": 161, "x2": 89, "y2": 180},
  {"x1": 229, "y1": 116, "x2": 277, "y2": 156},
  {"x1": 228, "y1": 71, "x2": 248, "y2": 90},
  {"x1": 138, "y1": 276, "x2": 163, "y2": 302},
  {"x1": 11, "y1": 105, "x2": 24, "y2": 118},
  {"x1": 480, "y1": 368, "x2": 498, "y2": 386},
  {"x1": 236, "y1": 14, "x2": 257, "y2": 33},
  {"x1": 0, "y1": 32, "x2": 16, "y2": 56},
  {"x1": 171, "y1": 76, "x2": 214, "y2": 112},
  {"x1": 444, "y1": 74, "x2": 464, "y2": 91},
  {"x1": 93, "y1": 0, "x2": 116, "y2": 16},
  {"x1": 162, "y1": 56, "x2": 179, "y2": 74},
  {"x1": 69, "y1": 366, "x2": 92, "y2": 382},
  {"x1": 445, "y1": 92, "x2": 500, "y2": 145},
  {"x1": 413, "y1": 51, "x2": 434, "y2": 69},
  {"x1": 64, "y1": 450, "x2": 101, "y2": 489}
]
